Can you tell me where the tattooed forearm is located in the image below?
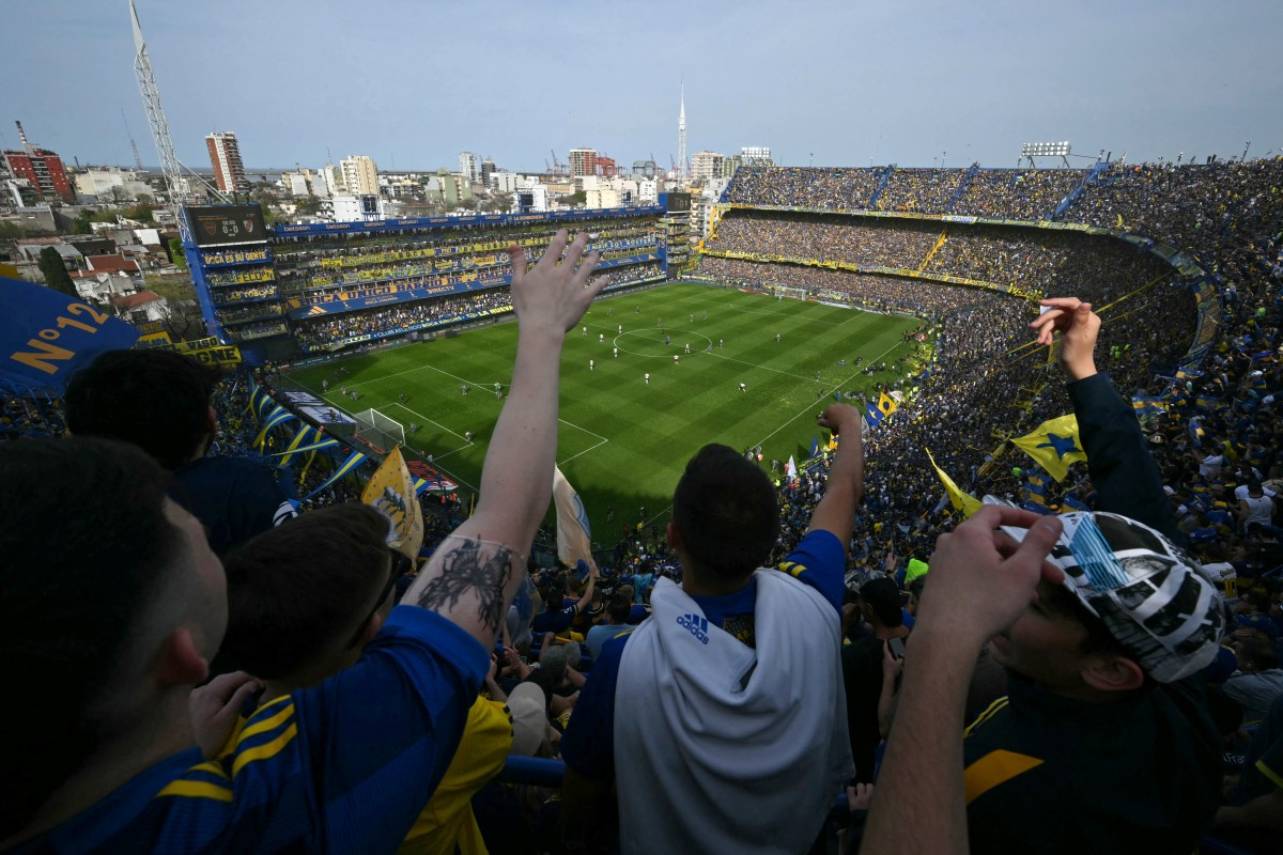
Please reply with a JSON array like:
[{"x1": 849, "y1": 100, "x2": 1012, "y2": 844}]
[{"x1": 416, "y1": 537, "x2": 513, "y2": 633}]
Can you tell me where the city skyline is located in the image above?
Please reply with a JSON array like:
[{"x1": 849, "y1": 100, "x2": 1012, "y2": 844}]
[{"x1": 3, "y1": 0, "x2": 1282, "y2": 172}]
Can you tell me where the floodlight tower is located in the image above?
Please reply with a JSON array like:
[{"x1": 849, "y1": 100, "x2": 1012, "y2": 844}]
[
  {"x1": 677, "y1": 83, "x2": 688, "y2": 183},
  {"x1": 130, "y1": 0, "x2": 190, "y2": 240}
]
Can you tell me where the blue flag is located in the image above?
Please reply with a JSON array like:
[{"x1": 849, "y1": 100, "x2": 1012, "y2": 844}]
[{"x1": 0, "y1": 277, "x2": 140, "y2": 393}]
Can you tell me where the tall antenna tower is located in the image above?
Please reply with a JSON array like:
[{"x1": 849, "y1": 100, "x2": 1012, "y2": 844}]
[
  {"x1": 14, "y1": 120, "x2": 34, "y2": 156},
  {"x1": 120, "y1": 107, "x2": 145, "y2": 171},
  {"x1": 676, "y1": 83, "x2": 688, "y2": 183},
  {"x1": 130, "y1": 0, "x2": 190, "y2": 238}
]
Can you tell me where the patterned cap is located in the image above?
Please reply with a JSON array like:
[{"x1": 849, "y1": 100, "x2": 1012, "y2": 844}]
[{"x1": 1002, "y1": 510, "x2": 1225, "y2": 682}]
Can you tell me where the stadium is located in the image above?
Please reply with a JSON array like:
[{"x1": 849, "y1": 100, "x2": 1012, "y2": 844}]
[
  {"x1": 172, "y1": 159, "x2": 1261, "y2": 554},
  {"x1": 5, "y1": 153, "x2": 1283, "y2": 853}
]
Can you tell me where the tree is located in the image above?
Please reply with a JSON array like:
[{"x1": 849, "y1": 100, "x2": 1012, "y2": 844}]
[
  {"x1": 566, "y1": 190, "x2": 587, "y2": 207},
  {"x1": 38, "y1": 247, "x2": 78, "y2": 299},
  {"x1": 167, "y1": 237, "x2": 188, "y2": 271}
]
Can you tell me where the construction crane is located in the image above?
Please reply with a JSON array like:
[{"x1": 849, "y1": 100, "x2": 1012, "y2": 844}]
[
  {"x1": 549, "y1": 148, "x2": 565, "y2": 174},
  {"x1": 120, "y1": 107, "x2": 145, "y2": 171}
]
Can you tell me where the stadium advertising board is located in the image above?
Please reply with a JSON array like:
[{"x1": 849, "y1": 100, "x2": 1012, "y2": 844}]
[{"x1": 188, "y1": 205, "x2": 268, "y2": 247}]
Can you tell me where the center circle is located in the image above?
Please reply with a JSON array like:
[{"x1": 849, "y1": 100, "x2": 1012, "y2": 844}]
[{"x1": 612, "y1": 329, "x2": 713, "y2": 359}]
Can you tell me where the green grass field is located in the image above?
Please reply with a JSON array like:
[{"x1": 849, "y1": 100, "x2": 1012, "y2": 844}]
[{"x1": 286, "y1": 283, "x2": 922, "y2": 542}]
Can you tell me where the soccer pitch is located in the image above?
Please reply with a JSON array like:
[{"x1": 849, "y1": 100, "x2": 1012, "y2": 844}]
[{"x1": 286, "y1": 283, "x2": 922, "y2": 542}]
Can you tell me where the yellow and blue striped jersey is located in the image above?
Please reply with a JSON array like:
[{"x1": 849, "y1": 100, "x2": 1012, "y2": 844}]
[{"x1": 13, "y1": 607, "x2": 488, "y2": 854}]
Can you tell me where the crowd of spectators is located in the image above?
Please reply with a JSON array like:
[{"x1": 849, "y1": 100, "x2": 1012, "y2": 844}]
[
  {"x1": 293, "y1": 263, "x2": 663, "y2": 351},
  {"x1": 699, "y1": 255, "x2": 999, "y2": 320},
  {"x1": 876, "y1": 167, "x2": 963, "y2": 213},
  {"x1": 725, "y1": 166, "x2": 884, "y2": 209},
  {"x1": 954, "y1": 168, "x2": 1084, "y2": 219},
  {"x1": 294, "y1": 291, "x2": 513, "y2": 349},
  {"x1": 709, "y1": 211, "x2": 941, "y2": 268}
]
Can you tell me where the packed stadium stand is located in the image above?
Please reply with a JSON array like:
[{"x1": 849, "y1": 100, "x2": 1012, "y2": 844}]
[
  {"x1": 184, "y1": 205, "x2": 671, "y2": 360},
  {"x1": 3, "y1": 157, "x2": 1282, "y2": 853}
]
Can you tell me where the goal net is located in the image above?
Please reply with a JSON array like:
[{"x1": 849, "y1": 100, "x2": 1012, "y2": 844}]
[{"x1": 354, "y1": 407, "x2": 406, "y2": 453}]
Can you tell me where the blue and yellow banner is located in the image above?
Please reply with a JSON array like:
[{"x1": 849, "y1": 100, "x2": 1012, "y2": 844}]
[
  {"x1": 302, "y1": 449, "x2": 368, "y2": 500},
  {"x1": 275, "y1": 424, "x2": 315, "y2": 468},
  {"x1": 1011, "y1": 414, "x2": 1087, "y2": 482},
  {"x1": 0, "y1": 276, "x2": 140, "y2": 393}
]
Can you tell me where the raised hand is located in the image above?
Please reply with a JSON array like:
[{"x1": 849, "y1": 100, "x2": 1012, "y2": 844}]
[
  {"x1": 508, "y1": 230, "x2": 602, "y2": 338},
  {"x1": 817, "y1": 402, "x2": 862, "y2": 434},
  {"x1": 1029, "y1": 297, "x2": 1101, "y2": 381},
  {"x1": 917, "y1": 506, "x2": 1063, "y2": 646}
]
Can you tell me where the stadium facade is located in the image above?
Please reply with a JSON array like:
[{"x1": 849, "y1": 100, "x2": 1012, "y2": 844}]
[{"x1": 182, "y1": 198, "x2": 693, "y2": 363}]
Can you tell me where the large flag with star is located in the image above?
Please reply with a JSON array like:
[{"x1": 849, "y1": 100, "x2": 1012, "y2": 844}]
[{"x1": 1011, "y1": 413, "x2": 1087, "y2": 482}]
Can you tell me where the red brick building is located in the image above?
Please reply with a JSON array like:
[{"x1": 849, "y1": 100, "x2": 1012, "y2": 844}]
[{"x1": 3, "y1": 149, "x2": 74, "y2": 202}]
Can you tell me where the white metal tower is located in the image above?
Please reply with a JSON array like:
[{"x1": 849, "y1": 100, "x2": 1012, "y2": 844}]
[
  {"x1": 676, "y1": 83, "x2": 687, "y2": 183},
  {"x1": 130, "y1": 0, "x2": 190, "y2": 239}
]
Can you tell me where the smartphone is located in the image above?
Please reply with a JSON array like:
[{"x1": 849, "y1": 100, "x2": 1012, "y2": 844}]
[{"x1": 888, "y1": 637, "x2": 906, "y2": 659}]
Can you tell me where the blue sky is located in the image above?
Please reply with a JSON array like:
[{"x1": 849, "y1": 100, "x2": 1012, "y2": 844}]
[{"x1": 3, "y1": 0, "x2": 1281, "y2": 171}]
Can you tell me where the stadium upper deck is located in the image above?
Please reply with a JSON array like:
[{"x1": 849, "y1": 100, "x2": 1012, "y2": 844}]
[{"x1": 183, "y1": 204, "x2": 672, "y2": 361}]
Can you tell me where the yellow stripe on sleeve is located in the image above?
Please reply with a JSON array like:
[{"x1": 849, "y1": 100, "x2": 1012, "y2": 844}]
[
  {"x1": 156, "y1": 779, "x2": 233, "y2": 802},
  {"x1": 236, "y1": 703, "x2": 295, "y2": 747},
  {"x1": 964, "y1": 750, "x2": 1044, "y2": 805},
  {"x1": 963, "y1": 697, "x2": 1009, "y2": 737},
  {"x1": 189, "y1": 760, "x2": 229, "y2": 780},
  {"x1": 1256, "y1": 758, "x2": 1283, "y2": 791},
  {"x1": 233, "y1": 722, "x2": 299, "y2": 777}
]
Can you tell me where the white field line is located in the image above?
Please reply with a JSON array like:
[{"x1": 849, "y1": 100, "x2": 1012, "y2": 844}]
[
  {"x1": 390, "y1": 402, "x2": 472, "y2": 443},
  {"x1": 746, "y1": 338, "x2": 908, "y2": 450}
]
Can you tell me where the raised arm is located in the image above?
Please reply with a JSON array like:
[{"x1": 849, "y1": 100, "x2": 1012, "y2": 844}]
[
  {"x1": 1029, "y1": 298, "x2": 1180, "y2": 540},
  {"x1": 861, "y1": 508, "x2": 1062, "y2": 855},
  {"x1": 402, "y1": 231, "x2": 601, "y2": 649},
  {"x1": 805, "y1": 403, "x2": 865, "y2": 549}
]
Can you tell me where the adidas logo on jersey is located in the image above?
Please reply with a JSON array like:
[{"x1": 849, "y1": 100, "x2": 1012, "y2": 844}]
[{"x1": 676, "y1": 613, "x2": 710, "y2": 645}]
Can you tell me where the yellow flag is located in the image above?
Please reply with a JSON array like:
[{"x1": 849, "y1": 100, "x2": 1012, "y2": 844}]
[
  {"x1": 926, "y1": 448, "x2": 983, "y2": 517},
  {"x1": 361, "y1": 446, "x2": 424, "y2": 560},
  {"x1": 552, "y1": 465, "x2": 594, "y2": 569},
  {"x1": 877, "y1": 392, "x2": 898, "y2": 418},
  {"x1": 1011, "y1": 413, "x2": 1087, "y2": 482}
]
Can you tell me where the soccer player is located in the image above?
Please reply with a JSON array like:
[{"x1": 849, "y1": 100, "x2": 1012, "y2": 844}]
[
  {"x1": 673, "y1": 355, "x2": 679, "y2": 364},
  {"x1": 599, "y1": 333, "x2": 605, "y2": 343},
  {"x1": 589, "y1": 359, "x2": 595, "y2": 371},
  {"x1": 775, "y1": 333, "x2": 782, "y2": 343},
  {"x1": 684, "y1": 343, "x2": 691, "y2": 354},
  {"x1": 613, "y1": 347, "x2": 619, "y2": 359},
  {"x1": 617, "y1": 324, "x2": 623, "y2": 334},
  {"x1": 644, "y1": 373, "x2": 651, "y2": 385},
  {"x1": 738, "y1": 382, "x2": 747, "y2": 393},
  {"x1": 0, "y1": 229, "x2": 604, "y2": 853},
  {"x1": 719, "y1": 338, "x2": 724, "y2": 348}
]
